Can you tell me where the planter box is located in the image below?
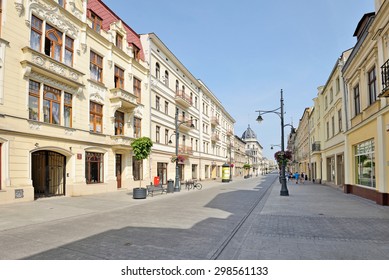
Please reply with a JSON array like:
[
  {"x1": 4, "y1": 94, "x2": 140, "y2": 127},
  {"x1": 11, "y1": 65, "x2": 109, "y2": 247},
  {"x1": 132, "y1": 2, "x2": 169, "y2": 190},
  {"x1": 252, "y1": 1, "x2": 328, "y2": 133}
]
[{"x1": 133, "y1": 188, "x2": 147, "y2": 199}]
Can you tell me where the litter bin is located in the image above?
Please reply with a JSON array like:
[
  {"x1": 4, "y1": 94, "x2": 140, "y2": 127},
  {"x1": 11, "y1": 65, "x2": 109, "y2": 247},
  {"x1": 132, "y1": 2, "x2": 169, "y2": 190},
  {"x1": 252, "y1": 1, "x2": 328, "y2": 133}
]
[
  {"x1": 167, "y1": 179, "x2": 174, "y2": 193},
  {"x1": 154, "y1": 176, "x2": 160, "y2": 186}
]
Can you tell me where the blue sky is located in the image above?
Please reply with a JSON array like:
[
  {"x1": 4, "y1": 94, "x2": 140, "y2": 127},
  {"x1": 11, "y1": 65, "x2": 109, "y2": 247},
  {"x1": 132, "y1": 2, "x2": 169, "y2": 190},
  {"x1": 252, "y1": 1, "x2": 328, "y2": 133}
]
[{"x1": 103, "y1": 0, "x2": 374, "y2": 158}]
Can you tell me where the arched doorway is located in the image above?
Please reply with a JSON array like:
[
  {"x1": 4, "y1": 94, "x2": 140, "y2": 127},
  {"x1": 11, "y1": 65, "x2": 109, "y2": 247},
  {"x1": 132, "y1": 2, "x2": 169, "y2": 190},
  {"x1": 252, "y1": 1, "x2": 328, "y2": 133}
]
[{"x1": 32, "y1": 151, "x2": 66, "y2": 198}]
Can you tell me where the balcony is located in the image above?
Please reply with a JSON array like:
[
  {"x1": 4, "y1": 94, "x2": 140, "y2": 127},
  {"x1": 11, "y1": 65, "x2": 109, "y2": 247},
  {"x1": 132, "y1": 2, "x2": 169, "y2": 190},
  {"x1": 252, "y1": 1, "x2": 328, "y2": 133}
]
[
  {"x1": 20, "y1": 47, "x2": 84, "y2": 90},
  {"x1": 211, "y1": 133, "x2": 220, "y2": 142},
  {"x1": 109, "y1": 88, "x2": 138, "y2": 112},
  {"x1": 380, "y1": 59, "x2": 389, "y2": 97},
  {"x1": 178, "y1": 145, "x2": 193, "y2": 155},
  {"x1": 178, "y1": 115, "x2": 194, "y2": 132},
  {"x1": 110, "y1": 135, "x2": 133, "y2": 150},
  {"x1": 211, "y1": 116, "x2": 220, "y2": 126},
  {"x1": 312, "y1": 141, "x2": 321, "y2": 153},
  {"x1": 175, "y1": 90, "x2": 193, "y2": 108}
]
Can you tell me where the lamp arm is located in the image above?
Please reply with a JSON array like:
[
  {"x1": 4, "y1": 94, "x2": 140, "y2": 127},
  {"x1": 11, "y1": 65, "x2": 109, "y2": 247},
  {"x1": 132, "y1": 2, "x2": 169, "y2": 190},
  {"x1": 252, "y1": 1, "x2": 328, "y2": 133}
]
[{"x1": 255, "y1": 108, "x2": 282, "y2": 118}]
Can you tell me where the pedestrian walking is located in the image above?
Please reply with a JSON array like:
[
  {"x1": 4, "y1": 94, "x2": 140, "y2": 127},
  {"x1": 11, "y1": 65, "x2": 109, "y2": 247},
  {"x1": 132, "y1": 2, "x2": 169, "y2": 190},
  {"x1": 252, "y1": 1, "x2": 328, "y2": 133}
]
[
  {"x1": 300, "y1": 172, "x2": 305, "y2": 184},
  {"x1": 294, "y1": 172, "x2": 299, "y2": 184}
]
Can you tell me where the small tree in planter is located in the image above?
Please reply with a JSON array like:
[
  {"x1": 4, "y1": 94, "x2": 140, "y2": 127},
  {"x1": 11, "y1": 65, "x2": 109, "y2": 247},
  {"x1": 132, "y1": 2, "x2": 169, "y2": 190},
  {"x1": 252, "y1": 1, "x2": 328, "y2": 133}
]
[
  {"x1": 131, "y1": 137, "x2": 153, "y2": 199},
  {"x1": 243, "y1": 163, "x2": 251, "y2": 178}
]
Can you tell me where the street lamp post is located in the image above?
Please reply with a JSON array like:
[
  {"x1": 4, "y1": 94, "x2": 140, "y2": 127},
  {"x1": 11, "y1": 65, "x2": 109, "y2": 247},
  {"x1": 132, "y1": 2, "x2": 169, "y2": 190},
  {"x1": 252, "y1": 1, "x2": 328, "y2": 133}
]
[
  {"x1": 170, "y1": 110, "x2": 194, "y2": 192},
  {"x1": 256, "y1": 89, "x2": 289, "y2": 196}
]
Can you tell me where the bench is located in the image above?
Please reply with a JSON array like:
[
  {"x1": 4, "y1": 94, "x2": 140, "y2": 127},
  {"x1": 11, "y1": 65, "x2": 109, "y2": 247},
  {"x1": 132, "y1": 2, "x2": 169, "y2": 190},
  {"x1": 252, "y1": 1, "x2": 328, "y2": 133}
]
[{"x1": 146, "y1": 184, "x2": 167, "y2": 197}]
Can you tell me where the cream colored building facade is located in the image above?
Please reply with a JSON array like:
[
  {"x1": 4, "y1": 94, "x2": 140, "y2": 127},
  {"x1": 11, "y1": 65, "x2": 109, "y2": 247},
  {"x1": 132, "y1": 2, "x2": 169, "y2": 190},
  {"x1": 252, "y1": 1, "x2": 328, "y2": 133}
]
[
  {"x1": 341, "y1": 0, "x2": 389, "y2": 205},
  {"x1": 309, "y1": 50, "x2": 351, "y2": 186},
  {"x1": 0, "y1": 1, "x2": 237, "y2": 204},
  {"x1": 293, "y1": 107, "x2": 311, "y2": 177},
  {"x1": 0, "y1": 0, "x2": 150, "y2": 204},
  {"x1": 292, "y1": 0, "x2": 389, "y2": 205},
  {"x1": 140, "y1": 33, "x2": 235, "y2": 184}
]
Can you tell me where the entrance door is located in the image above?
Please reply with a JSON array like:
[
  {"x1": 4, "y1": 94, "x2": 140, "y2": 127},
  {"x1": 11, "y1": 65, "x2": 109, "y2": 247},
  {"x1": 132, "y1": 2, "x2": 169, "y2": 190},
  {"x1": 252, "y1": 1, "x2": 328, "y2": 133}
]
[
  {"x1": 32, "y1": 151, "x2": 65, "y2": 198},
  {"x1": 337, "y1": 154, "x2": 344, "y2": 186},
  {"x1": 116, "y1": 154, "x2": 122, "y2": 189}
]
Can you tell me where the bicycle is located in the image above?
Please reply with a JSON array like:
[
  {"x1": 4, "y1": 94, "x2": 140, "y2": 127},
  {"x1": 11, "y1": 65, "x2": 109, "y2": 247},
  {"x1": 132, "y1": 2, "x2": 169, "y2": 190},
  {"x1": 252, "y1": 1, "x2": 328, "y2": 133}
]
[
  {"x1": 185, "y1": 180, "x2": 202, "y2": 190},
  {"x1": 193, "y1": 181, "x2": 202, "y2": 190}
]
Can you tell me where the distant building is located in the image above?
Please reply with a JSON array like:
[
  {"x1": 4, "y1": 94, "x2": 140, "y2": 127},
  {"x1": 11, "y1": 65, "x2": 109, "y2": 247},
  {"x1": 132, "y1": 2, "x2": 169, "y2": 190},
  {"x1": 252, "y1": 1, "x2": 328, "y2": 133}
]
[{"x1": 241, "y1": 125, "x2": 263, "y2": 176}]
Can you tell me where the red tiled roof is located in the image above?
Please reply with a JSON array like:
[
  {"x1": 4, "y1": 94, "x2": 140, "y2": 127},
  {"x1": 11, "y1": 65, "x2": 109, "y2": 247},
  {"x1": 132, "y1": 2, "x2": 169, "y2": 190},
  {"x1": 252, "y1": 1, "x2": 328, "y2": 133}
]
[{"x1": 87, "y1": 0, "x2": 145, "y2": 61}]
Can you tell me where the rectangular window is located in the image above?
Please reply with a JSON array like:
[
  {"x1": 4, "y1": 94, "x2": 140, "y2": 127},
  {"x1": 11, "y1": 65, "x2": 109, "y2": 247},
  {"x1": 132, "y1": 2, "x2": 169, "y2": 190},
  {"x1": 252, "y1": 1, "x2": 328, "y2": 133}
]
[
  {"x1": 30, "y1": 15, "x2": 43, "y2": 51},
  {"x1": 86, "y1": 152, "x2": 104, "y2": 184},
  {"x1": 330, "y1": 88, "x2": 333, "y2": 103},
  {"x1": 29, "y1": 80, "x2": 40, "y2": 121},
  {"x1": 43, "y1": 85, "x2": 61, "y2": 125},
  {"x1": 134, "y1": 78, "x2": 141, "y2": 103},
  {"x1": 90, "y1": 101, "x2": 103, "y2": 133},
  {"x1": 156, "y1": 96, "x2": 160, "y2": 110},
  {"x1": 64, "y1": 93, "x2": 72, "y2": 127},
  {"x1": 165, "y1": 129, "x2": 169, "y2": 145},
  {"x1": 115, "y1": 111, "x2": 124, "y2": 135},
  {"x1": 354, "y1": 139, "x2": 375, "y2": 188},
  {"x1": 368, "y1": 67, "x2": 377, "y2": 105},
  {"x1": 116, "y1": 33, "x2": 123, "y2": 49},
  {"x1": 134, "y1": 117, "x2": 141, "y2": 138},
  {"x1": 114, "y1": 66, "x2": 124, "y2": 89},
  {"x1": 336, "y1": 77, "x2": 340, "y2": 94},
  {"x1": 331, "y1": 116, "x2": 335, "y2": 136},
  {"x1": 156, "y1": 126, "x2": 160, "y2": 143},
  {"x1": 90, "y1": 51, "x2": 103, "y2": 82},
  {"x1": 133, "y1": 156, "x2": 143, "y2": 181},
  {"x1": 58, "y1": 0, "x2": 65, "y2": 7},
  {"x1": 353, "y1": 85, "x2": 361, "y2": 116},
  {"x1": 326, "y1": 121, "x2": 329, "y2": 139},
  {"x1": 338, "y1": 109, "x2": 342, "y2": 133},
  {"x1": 90, "y1": 11, "x2": 102, "y2": 33},
  {"x1": 164, "y1": 101, "x2": 169, "y2": 114},
  {"x1": 64, "y1": 36, "x2": 74, "y2": 67}
]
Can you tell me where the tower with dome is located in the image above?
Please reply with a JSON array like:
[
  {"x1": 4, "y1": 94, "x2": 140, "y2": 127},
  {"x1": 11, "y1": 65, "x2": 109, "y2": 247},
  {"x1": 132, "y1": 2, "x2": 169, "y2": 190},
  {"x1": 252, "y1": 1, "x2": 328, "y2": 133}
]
[{"x1": 241, "y1": 125, "x2": 264, "y2": 176}]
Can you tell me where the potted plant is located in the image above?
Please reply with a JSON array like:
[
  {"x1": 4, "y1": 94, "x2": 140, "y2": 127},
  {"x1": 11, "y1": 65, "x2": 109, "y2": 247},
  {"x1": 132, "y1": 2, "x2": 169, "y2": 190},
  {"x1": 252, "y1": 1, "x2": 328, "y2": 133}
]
[
  {"x1": 131, "y1": 137, "x2": 153, "y2": 199},
  {"x1": 274, "y1": 150, "x2": 293, "y2": 168},
  {"x1": 243, "y1": 163, "x2": 251, "y2": 178}
]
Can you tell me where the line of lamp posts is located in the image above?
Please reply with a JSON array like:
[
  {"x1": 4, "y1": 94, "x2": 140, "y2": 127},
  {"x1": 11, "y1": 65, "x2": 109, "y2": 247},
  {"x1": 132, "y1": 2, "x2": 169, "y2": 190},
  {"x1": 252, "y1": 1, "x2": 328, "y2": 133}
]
[{"x1": 169, "y1": 89, "x2": 293, "y2": 196}]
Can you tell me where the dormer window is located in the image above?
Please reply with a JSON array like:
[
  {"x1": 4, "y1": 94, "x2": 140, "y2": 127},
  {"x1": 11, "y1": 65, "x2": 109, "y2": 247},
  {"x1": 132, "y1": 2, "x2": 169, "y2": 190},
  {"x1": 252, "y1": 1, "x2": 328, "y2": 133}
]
[
  {"x1": 116, "y1": 33, "x2": 123, "y2": 49},
  {"x1": 133, "y1": 45, "x2": 140, "y2": 60},
  {"x1": 90, "y1": 11, "x2": 102, "y2": 33}
]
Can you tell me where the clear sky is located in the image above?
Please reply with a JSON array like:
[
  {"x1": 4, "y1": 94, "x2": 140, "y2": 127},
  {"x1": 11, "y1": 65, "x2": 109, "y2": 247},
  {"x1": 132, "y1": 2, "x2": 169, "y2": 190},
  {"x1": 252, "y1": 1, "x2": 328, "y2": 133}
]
[{"x1": 103, "y1": 0, "x2": 374, "y2": 158}]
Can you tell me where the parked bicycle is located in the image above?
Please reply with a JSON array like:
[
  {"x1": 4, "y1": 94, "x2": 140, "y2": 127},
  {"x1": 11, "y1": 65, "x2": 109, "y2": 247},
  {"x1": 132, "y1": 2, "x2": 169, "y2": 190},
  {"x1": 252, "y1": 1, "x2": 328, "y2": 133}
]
[{"x1": 184, "y1": 180, "x2": 202, "y2": 190}]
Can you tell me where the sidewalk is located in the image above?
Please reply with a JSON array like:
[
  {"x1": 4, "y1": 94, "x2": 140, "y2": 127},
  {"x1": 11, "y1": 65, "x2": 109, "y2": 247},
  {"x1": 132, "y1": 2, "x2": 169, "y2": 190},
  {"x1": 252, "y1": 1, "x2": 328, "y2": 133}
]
[
  {"x1": 262, "y1": 179, "x2": 389, "y2": 219},
  {"x1": 219, "y1": 178, "x2": 389, "y2": 259},
  {"x1": 0, "y1": 177, "x2": 227, "y2": 232}
]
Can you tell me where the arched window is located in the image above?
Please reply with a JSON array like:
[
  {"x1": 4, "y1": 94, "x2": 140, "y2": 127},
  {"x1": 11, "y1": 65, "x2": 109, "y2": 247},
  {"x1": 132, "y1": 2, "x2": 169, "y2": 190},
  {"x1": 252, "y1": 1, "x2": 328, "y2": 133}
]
[
  {"x1": 164, "y1": 70, "x2": 169, "y2": 86},
  {"x1": 176, "y1": 80, "x2": 179, "y2": 93},
  {"x1": 155, "y1": 63, "x2": 160, "y2": 79},
  {"x1": 45, "y1": 24, "x2": 63, "y2": 61}
]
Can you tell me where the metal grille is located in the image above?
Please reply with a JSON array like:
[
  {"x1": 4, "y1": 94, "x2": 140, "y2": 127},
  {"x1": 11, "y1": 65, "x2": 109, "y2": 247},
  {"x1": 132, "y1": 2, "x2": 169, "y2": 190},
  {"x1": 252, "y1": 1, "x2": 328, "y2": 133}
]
[{"x1": 32, "y1": 151, "x2": 65, "y2": 198}]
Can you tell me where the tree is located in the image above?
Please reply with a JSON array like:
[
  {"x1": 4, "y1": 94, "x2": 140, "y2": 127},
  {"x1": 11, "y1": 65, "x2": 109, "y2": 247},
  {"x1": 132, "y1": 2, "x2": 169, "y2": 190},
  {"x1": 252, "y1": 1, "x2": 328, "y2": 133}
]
[{"x1": 131, "y1": 137, "x2": 153, "y2": 188}]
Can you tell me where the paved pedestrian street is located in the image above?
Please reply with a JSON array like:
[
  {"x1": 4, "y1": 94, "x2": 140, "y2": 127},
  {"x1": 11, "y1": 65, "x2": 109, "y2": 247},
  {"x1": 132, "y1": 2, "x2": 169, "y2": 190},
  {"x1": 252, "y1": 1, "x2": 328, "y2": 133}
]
[{"x1": 0, "y1": 174, "x2": 389, "y2": 260}]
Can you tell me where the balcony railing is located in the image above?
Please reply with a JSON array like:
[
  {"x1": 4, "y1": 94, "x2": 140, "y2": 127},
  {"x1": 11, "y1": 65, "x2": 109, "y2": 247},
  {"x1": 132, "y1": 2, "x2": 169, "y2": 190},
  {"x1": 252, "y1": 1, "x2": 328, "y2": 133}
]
[
  {"x1": 178, "y1": 145, "x2": 193, "y2": 155},
  {"x1": 175, "y1": 90, "x2": 193, "y2": 107},
  {"x1": 381, "y1": 59, "x2": 389, "y2": 97},
  {"x1": 211, "y1": 116, "x2": 220, "y2": 126},
  {"x1": 312, "y1": 141, "x2": 321, "y2": 152}
]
